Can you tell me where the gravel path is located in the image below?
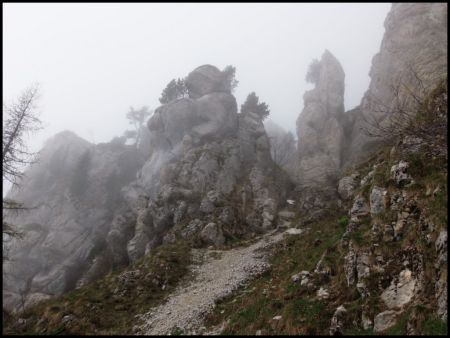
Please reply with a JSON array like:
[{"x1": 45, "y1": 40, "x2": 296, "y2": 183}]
[{"x1": 136, "y1": 228, "x2": 304, "y2": 335}]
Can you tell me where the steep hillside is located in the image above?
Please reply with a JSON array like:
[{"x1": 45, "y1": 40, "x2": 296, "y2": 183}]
[
  {"x1": 201, "y1": 81, "x2": 448, "y2": 335},
  {"x1": 2, "y1": 3, "x2": 447, "y2": 335},
  {"x1": 3, "y1": 132, "x2": 145, "y2": 311},
  {"x1": 4, "y1": 79, "x2": 446, "y2": 337},
  {"x1": 346, "y1": 2, "x2": 447, "y2": 165},
  {"x1": 3, "y1": 64, "x2": 293, "y2": 313}
]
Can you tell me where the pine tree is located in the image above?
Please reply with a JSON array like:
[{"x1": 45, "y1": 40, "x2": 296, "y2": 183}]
[
  {"x1": 241, "y1": 92, "x2": 270, "y2": 120},
  {"x1": 222, "y1": 65, "x2": 239, "y2": 93},
  {"x1": 159, "y1": 78, "x2": 188, "y2": 104}
]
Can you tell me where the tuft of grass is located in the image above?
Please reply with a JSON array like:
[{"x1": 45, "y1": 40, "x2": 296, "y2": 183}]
[
  {"x1": 338, "y1": 216, "x2": 349, "y2": 228},
  {"x1": 422, "y1": 317, "x2": 448, "y2": 335}
]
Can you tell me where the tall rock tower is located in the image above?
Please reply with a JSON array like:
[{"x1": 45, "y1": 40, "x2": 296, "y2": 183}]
[{"x1": 296, "y1": 50, "x2": 345, "y2": 190}]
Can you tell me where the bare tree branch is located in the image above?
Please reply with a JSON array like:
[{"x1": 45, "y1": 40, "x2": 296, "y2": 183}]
[{"x1": 3, "y1": 84, "x2": 42, "y2": 246}]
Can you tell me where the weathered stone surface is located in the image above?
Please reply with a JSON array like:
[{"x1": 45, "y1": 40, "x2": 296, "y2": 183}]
[
  {"x1": 277, "y1": 210, "x2": 296, "y2": 220},
  {"x1": 435, "y1": 230, "x2": 448, "y2": 321},
  {"x1": 344, "y1": 242, "x2": 357, "y2": 286},
  {"x1": 200, "y1": 190, "x2": 223, "y2": 213},
  {"x1": 3, "y1": 64, "x2": 291, "y2": 312},
  {"x1": 316, "y1": 287, "x2": 330, "y2": 300},
  {"x1": 370, "y1": 186, "x2": 387, "y2": 215},
  {"x1": 285, "y1": 228, "x2": 304, "y2": 235},
  {"x1": 180, "y1": 219, "x2": 203, "y2": 240},
  {"x1": 2, "y1": 131, "x2": 143, "y2": 312},
  {"x1": 360, "y1": 170, "x2": 374, "y2": 186},
  {"x1": 435, "y1": 230, "x2": 447, "y2": 265},
  {"x1": 356, "y1": 281, "x2": 370, "y2": 299},
  {"x1": 296, "y1": 50, "x2": 345, "y2": 188},
  {"x1": 356, "y1": 252, "x2": 371, "y2": 280},
  {"x1": 200, "y1": 223, "x2": 225, "y2": 247},
  {"x1": 329, "y1": 305, "x2": 347, "y2": 335},
  {"x1": 23, "y1": 293, "x2": 51, "y2": 309},
  {"x1": 402, "y1": 136, "x2": 423, "y2": 154},
  {"x1": 350, "y1": 194, "x2": 370, "y2": 218},
  {"x1": 346, "y1": 3, "x2": 448, "y2": 165},
  {"x1": 374, "y1": 310, "x2": 399, "y2": 332},
  {"x1": 381, "y1": 269, "x2": 416, "y2": 309},
  {"x1": 291, "y1": 270, "x2": 312, "y2": 287},
  {"x1": 393, "y1": 217, "x2": 407, "y2": 240},
  {"x1": 185, "y1": 65, "x2": 229, "y2": 99},
  {"x1": 390, "y1": 160, "x2": 411, "y2": 186},
  {"x1": 127, "y1": 196, "x2": 153, "y2": 262},
  {"x1": 338, "y1": 175, "x2": 358, "y2": 200}
]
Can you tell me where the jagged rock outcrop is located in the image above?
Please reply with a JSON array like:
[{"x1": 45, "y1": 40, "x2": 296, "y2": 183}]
[
  {"x1": 329, "y1": 305, "x2": 347, "y2": 335},
  {"x1": 380, "y1": 269, "x2": 417, "y2": 309},
  {"x1": 185, "y1": 65, "x2": 231, "y2": 99},
  {"x1": 296, "y1": 49, "x2": 345, "y2": 189},
  {"x1": 337, "y1": 173, "x2": 359, "y2": 200},
  {"x1": 435, "y1": 230, "x2": 448, "y2": 321},
  {"x1": 3, "y1": 132, "x2": 144, "y2": 312},
  {"x1": 3, "y1": 65, "x2": 291, "y2": 312},
  {"x1": 293, "y1": 4, "x2": 447, "y2": 198},
  {"x1": 345, "y1": 3, "x2": 447, "y2": 165},
  {"x1": 124, "y1": 65, "x2": 291, "y2": 256},
  {"x1": 374, "y1": 310, "x2": 400, "y2": 332}
]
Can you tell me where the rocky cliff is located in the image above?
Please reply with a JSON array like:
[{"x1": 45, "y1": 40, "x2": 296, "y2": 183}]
[
  {"x1": 296, "y1": 50, "x2": 345, "y2": 189},
  {"x1": 2, "y1": 3, "x2": 447, "y2": 335},
  {"x1": 3, "y1": 65, "x2": 291, "y2": 312},
  {"x1": 3, "y1": 132, "x2": 145, "y2": 311},
  {"x1": 122, "y1": 64, "x2": 292, "y2": 262},
  {"x1": 346, "y1": 2, "x2": 447, "y2": 165},
  {"x1": 295, "y1": 2, "x2": 447, "y2": 193}
]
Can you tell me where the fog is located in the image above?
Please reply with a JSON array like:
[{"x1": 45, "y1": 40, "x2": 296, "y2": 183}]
[{"x1": 3, "y1": 3, "x2": 390, "y2": 158}]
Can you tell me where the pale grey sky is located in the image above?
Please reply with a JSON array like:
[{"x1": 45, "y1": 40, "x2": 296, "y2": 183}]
[{"x1": 3, "y1": 3, "x2": 391, "y2": 153}]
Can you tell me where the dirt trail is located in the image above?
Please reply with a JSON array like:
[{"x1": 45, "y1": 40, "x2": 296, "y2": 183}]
[{"x1": 135, "y1": 228, "x2": 304, "y2": 335}]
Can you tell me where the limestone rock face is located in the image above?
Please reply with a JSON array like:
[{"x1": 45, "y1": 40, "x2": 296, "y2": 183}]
[
  {"x1": 3, "y1": 131, "x2": 144, "y2": 312},
  {"x1": 381, "y1": 269, "x2": 417, "y2": 309},
  {"x1": 370, "y1": 186, "x2": 387, "y2": 215},
  {"x1": 296, "y1": 50, "x2": 345, "y2": 188},
  {"x1": 338, "y1": 174, "x2": 359, "y2": 200},
  {"x1": 390, "y1": 160, "x2": 411, "y2": 186},
  {"x1": 329, "y1": 305, "x2": 347, "y2": 335},
  {"x1": 128, "y1": 65, "x2": 290, "y2": 257},
  {"x1": 374, "y1": 310, "x2": 399, "y2": 332},
  {"x1": 349, "y1": 194, "x2": 370, "y2": 219},
  {"x1": 200, "y1": 222, "x2": 225, "y2": 247},
  {"x1": 346, "y1": 3, "x2": 448, "y2": 165},
  {"x1": 435, "y1": 230, "x2": 448, "y2": 321},
  {"x1": 185, "y1": 65, "x2": 230, "y2": 99}
]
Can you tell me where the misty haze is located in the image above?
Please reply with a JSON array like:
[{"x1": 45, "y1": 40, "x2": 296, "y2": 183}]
[{"x1": 2, "y1": 3, "x2": 448, "y2": 336}]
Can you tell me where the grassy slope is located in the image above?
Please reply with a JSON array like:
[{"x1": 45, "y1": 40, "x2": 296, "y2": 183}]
[
  {"x1": 204, "y1": 143, "x2": 447, "y2": 335},
  {"x1": 3, "y1": 241, "x2": 192, "y2": 335},
  {"x1": 4, "y1": 145, "x2": 446, "y2": 336}
]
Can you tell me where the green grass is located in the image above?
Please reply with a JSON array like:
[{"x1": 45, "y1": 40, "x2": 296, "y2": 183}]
[
  {"x1": 204, "y1": 213, "x2": 346, "y2": 335},
  {"x1": 287, "y1": 298, "x2": 325, "y2": 324},
  {"x1": 4, "y1": 241, "x2": 192, "y2": 335},
  {"x1": 422, "y1": 317, "x2": 448, "y2": 335},
  {"x1": 348, "y1": 216, "x2": 371, "y2": 245},
  {"x1": 338, "y1": 216, "x2": 349, "y2": 227}
]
